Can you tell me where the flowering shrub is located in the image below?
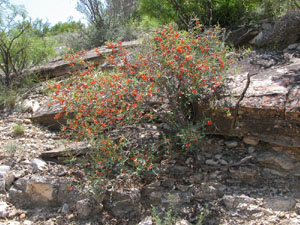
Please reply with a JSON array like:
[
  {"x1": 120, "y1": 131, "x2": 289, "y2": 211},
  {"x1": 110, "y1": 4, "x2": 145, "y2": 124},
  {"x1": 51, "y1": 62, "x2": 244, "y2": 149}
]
[{"x1": 50, "y1": 23, "x2": 232, "y2": 180}]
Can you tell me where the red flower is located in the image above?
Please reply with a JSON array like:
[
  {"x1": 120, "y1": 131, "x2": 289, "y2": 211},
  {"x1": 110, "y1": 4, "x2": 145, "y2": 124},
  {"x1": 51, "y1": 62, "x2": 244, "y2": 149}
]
[{"x1": 207, "y1": 120, "x2": 212, "y2": 126}]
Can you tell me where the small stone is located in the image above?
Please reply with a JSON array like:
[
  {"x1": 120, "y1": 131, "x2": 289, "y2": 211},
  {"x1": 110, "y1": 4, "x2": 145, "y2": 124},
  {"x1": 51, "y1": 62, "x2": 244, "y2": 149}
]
[
  {"x1": 215, "y1": 154, "x2": 222, "y2": 159},
  {"x1": 185, "y1": 157, "x2": 193, "y2": 165},
  {"x1": 267, "y1": 215, "x2": 278, "y2": 223},
  {"x1": 8, "y1": 208, "x2": 17, "y2": 218},
  {"x1": 22, "y1": 119, "x2": 31, "y2": 124},
  {"x1": 175, "y1": 219, "x2": 191, "y2": 225},
  {"x1": 5, "y1": 222, "x2": 20, "y2": 225},
  {"x1": 265, "y1": 196, "x2": 296, "y2": 211},
  {"x1": 258, "y1": 152, "x2": 295, "y2": 170},
  {"x1": 138, "y1": 216, "x2": 153, "y2": 225},
  {"x1": 288, "y1": 43, "x2": 299, "y2": 50},
  {"x1": 76, "y1": 199, "x2": 94, "y2": 218},
  {"x1": 295, "y1": 203, "x2": 300, "y2": 215},
  {"x1": 248, "y1": 146, "x2": 256, "y2": 153},
  {"x1": 229, "y1": 167, "x2": 258, "y2": 181},
  {"x1": 278, "y1": 212, "x2": 285, "y2": 218},
  {"x1": 23, "y1": 220, "x2": 32, "y2": 225},
  {"x1": 224, "y1": 141, "x2": 238, "y2": 148},
  {"x1": 66, "y1": 214, "x2": 74, "y2": 219},
  {"x1": 205, "y1": 159, "x2": 218, "y2": 166},
  {"x1": 223, "y1": 194, "x2": 257, "y2": 209},
  {"x1": 0, "y1": 202, "x2": 8, "y2": 218},
  {"x1": 161, "y1": 179, "x2": 175, "y2": 188},
  {"x1": 243, "y1": 137, "x2": 259, "y2": 146},
  {"x1": 189, "y1": 174, "x2": 202, "y2": 183},
  {"x1": 19, "y1": 213, "x2": 26, "y2": 220},
  {"x1": 0, "y1": 166, "x2": 10, "y2": 193},
  {"x1": 264, "y1": 168, "x2": 287, "y2": 177},
  {"x1": 219, "y1": 159, "x2": 228, "y2": 165},
  {"x1": 31, "y1": 158, "x2": 47, "y2": 171},
  {"x1": 61, "y1": 203, "x2": 69, "y2": 216},
  {"x1": 149, "y1": 191, "x2": 163, "y2": 201},
  {"x1": 177, "y1": 184, "x2": 192, "y2": 192},
  {"x1": 161, "y1": 191, "x2": 192, "y2": 204},
  {"x1": 0, "y1": 166, "x2": 10, "y2": 174}
]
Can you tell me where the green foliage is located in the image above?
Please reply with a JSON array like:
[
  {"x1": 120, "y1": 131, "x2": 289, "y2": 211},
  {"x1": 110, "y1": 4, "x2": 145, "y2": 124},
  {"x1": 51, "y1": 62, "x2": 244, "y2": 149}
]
[
  {"x1": 30, "y1": 18, "x2": 50, "y2": 38},
  {"x1": 75, "y1": 0, "x2": 138, "y2": 49},
  {"x1": 4, "y1": 141, "x2": 19, "y2": 156},
  {"x1": 138, "y1": 0, "x2": 300, "y2": 29},
  {"x1": 256, "y1": 0, "x2": 299, "y2": 20},
  {"x1": 138, "y1": 0, "x2": 261, "y2": 29},
  {"x1": 0, "y1": 86, "x2": 17, "y2": 108},
  {"x1": 50, "y1": 24, "x2": 231, "y2": 184},
  {"x1": 0, "y1": 1, "x2": 56, "y2": 88},
  {"x1": 49, "y1": 21, "x2": 84, "y2": 36},
  {"x1": 13, "y1": 122, "x2": 25, "y2": 136}
]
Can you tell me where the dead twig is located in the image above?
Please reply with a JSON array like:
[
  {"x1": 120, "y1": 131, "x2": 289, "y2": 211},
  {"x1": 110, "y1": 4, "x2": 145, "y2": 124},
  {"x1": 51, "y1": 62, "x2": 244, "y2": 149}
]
[
  {"x1": 230, "y1": 72, "x2": 257, "y2": 129},
  {"x1": 200, "y1": 154, "x2": 255, "y2": 170}
]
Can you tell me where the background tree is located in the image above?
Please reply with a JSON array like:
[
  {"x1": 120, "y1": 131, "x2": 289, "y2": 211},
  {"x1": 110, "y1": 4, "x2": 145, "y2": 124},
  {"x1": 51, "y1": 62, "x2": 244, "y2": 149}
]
[
  {"x1": 0, "y1": 0, "x2": 55, "y2": 88},
  {"x1": 76, "y1": 0, "x2": 138, "y2": 48},
  {"x1": 49, "y1": 20, "x2": 84, "y2": 36},
  {"x1": 138, "y1": 0, "x2": 262, "y2": 29}
]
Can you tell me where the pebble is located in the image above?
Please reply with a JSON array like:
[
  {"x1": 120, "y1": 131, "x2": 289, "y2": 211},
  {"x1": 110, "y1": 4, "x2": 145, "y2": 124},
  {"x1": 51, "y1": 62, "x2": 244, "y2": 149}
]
[
  {"x1": 0, "y1": 201, "x2": 8, "y2": 218},
  {"x1": 225, "y1": 141, "x2": 238, "y2": 148},
  {"x1": 205, "y1": 159, "x2": 218, "y2": 166},
  {"x1": 31, "y1": 158, "x2": 47, "y2": 171},
  {"x1": 215, "y1": 154, "x2": 222, "y2": 159},
  {"x1": 243, "y1": 137, "x2": 259, "y2": 146},
  {"x1": 19, "y1": 213, "x2": 26, "y2": 220},
  {"x1": 22, "y1": 119, "x2": 31, "y2": 125},
  {"x1": 219, "y1": 159, "x2": 228, "y2": 165},
  {"x1": 248, "y1": 146, "x2": 256, "y2": 153},
  {"x1": 61, "y1": 203, "x2": 69, "y2": 216},
  {"x1": 175, "y1": 219, "x2": 191, "y2": 225}
]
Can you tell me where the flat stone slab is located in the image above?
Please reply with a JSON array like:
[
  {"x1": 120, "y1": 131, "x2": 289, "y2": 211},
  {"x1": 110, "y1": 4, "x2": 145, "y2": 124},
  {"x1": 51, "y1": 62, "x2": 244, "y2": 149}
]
[
  {"x1": 30, "y1": 102, "x2": 64, "y2": 130},
  {"x1": 40, "y1": 142, "x2": 89, "y2": 159},
  {"x1": 32, "y1": 40, "x2": 139, "y2": 80},
  {"x1": 196, "y1": 61, "x2": 300, "y2": 147}
]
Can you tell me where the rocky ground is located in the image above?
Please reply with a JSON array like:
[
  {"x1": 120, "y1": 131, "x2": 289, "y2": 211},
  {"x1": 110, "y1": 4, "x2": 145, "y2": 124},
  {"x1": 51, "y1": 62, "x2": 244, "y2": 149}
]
[{"x1": 1, "y1": 48, "x2": 300, "y2": 225}]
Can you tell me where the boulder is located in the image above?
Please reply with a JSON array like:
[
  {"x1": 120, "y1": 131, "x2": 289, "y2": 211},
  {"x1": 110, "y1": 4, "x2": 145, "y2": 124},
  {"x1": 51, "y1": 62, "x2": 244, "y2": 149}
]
[
  {"x1": 264, "y1": 196, "x2": 296, "y2": 211},
  {"x1": 8, "y1": 174, "x2": 81, "y2": 207},
  {"x1": 196, "y1": 61, "x2": 300, "y2": 147},
  {"x1": 226, "y1": 26, "x2": 258, "y2": 47},
  {"x1": 30, "y1": 102, "x2": 65, "y2": 130},
  {"x1": 103, "y1": 189, "x2": 140, "y2": 218},
  {"x1": 257, "y1": 152, "x2": 295, "y2": 170},
  {"x1": 251, "y1": 11, "x2": 300, "y2": 47}
]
